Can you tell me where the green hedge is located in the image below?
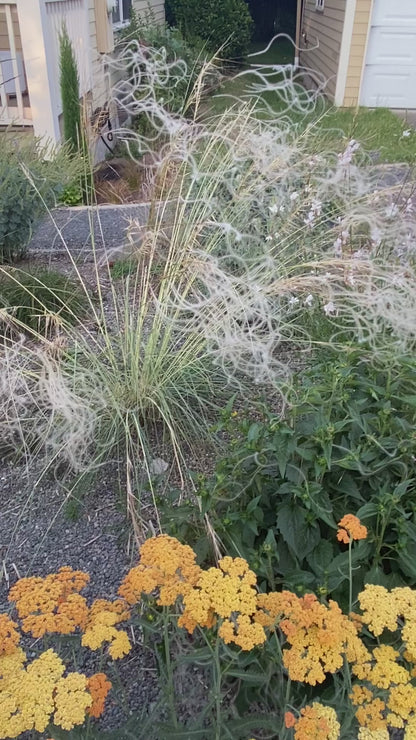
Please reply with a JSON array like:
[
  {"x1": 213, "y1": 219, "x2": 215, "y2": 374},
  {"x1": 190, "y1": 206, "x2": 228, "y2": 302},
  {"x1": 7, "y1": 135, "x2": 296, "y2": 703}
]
[{"x1": 166, "y1": 0, "x2": 253, "y2": 60}]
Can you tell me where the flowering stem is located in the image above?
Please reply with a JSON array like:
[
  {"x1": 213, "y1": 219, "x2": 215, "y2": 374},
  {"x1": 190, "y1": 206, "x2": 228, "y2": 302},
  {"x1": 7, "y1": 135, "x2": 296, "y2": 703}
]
[
  {"x1": 213, "y1": 634, "x2": 222, "y2": 740},
  {"x1": 348, "y1": 538, "x2": 353, "y2": 615},
  {"x1": 163, "y1": 606, "x2": 178, "y2": 728}
]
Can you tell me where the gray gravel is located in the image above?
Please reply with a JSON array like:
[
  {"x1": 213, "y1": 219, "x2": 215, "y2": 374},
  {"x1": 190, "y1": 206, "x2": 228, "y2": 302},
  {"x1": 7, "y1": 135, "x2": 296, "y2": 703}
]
[{"x1": 0, "y1": 457, "x2": 161, "y2": 738}]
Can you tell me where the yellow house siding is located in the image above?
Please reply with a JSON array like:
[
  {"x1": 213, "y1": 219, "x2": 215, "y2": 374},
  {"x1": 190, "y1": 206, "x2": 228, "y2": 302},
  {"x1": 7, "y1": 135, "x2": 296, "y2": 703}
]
[
  {"x1": 0, "y1": 6, "x2": 22, "y2": 52},
  {"x1": 300, "y1": 0, "x2": 346, "y2": 100},
  {"x1": 343, "y1": 0, "x2": 372, "y2": 105},
  {"x1": 133, "y1": 0, "x2": 165, "y2": 24}
]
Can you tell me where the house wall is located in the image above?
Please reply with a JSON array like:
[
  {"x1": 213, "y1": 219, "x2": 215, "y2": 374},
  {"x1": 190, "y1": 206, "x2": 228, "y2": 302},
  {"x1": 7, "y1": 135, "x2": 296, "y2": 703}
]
[
  {"x1": 343, "y1": 0, "x2": 372, "y2": 105},
  {"x1": 89, "y1": 0, "x2": 110, "y2": 110},
  {"x1": 300, "y1": 0, "x2": 346, "y2": 101},
  {"x1": 0, "y1": 5, "x2": 21, "y2": 51},
  {"x1": 133, "y1": 0, "x2": 165, "y2": 24}
]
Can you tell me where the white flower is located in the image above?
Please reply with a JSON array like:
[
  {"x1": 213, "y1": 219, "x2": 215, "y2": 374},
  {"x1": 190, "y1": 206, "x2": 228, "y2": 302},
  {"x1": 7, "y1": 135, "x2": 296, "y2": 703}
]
[
  {"x1": 323, "y1": 301, "x2": 337, "y2": 316},
  {"x1": 304, "y1": 294, "x2": 314, "y2": 307},
  {"x1": 265, "y1": 235, "x2": 273, "y2": 241},
  {"x1": 290, "y1": 192, "x2": 299, "y2": 201},
  {"x1": 402, "y1": 129, "x2": 411, "y2": 138},
  {"x1": 268, "y1": 204, "x2": 278, "y2": 216},
  {"x1": 385, "y1": 203, "x2": 399, "y2": 220},
  {"x1": 288, "y1": 296, "x2": 299, "y2": 307},
  {"x1": 338, "y1": 139, "x2": 360, "y2": 166},
  {"x1": 370, "y1": 227, "x2": 382, "y2": 247}
]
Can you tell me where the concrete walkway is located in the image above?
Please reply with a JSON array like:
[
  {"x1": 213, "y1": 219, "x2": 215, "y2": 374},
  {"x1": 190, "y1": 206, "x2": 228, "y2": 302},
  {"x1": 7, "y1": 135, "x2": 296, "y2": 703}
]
[
  {"x1": 27, "y1": 202, "x2": 152, "y2": 260},
  {"x1": 27, "y1": 164, "x2": 414, "y2": 261}
]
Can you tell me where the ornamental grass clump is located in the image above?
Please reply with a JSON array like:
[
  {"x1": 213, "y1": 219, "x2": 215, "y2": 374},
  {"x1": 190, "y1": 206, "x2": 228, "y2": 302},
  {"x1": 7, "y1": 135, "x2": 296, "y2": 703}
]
[{"x1": 3, "y1": 39, "x2": 416, "y2": 527}]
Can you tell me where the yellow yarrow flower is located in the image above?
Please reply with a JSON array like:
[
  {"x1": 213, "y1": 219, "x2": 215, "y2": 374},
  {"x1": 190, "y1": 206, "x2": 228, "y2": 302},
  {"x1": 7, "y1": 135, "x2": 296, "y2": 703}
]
[
  {"x1": 357, "y1": 729, "x2": 389, "y2": 740},
  {"x1": 388, "y1": 683, "x2": 416, "y2": 722},
  {"x1": 82, "y1": 609, "x2": 131, "y2": 659},
  {"x1": 53, "y1": 673, "x2": 92, "y2": 731}
]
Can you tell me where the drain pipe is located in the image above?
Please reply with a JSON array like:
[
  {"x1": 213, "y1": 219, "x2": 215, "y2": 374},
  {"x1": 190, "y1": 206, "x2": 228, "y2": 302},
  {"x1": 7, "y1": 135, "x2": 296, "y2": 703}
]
[{"x1": 294, "y1": 0, "x2": 303, "y2": 69}]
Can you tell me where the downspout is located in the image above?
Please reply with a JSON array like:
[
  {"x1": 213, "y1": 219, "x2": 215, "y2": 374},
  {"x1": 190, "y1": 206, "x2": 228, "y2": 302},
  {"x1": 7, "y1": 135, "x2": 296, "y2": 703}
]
[{"x1": 294, "y1": 0, "x2": 303, "y2": 69}]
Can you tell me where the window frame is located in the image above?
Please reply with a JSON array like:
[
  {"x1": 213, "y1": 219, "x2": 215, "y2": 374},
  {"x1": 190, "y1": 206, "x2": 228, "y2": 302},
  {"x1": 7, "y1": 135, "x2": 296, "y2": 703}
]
[{"x1": 111, "y1": 0, "x2": 132, "y2": 27}]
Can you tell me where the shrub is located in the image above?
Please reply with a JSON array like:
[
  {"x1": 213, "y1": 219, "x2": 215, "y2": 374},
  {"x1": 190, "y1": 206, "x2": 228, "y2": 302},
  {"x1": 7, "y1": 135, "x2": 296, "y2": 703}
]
[
  {"x1": 0, "y1": 267, "x2": 88, "y2": 335},
  {"x1": 166, "y1": 0, "x2": 254, "y2": 59},
  {"x1": 166, "y1": 350, "x2": 416, "y2": 604},
  {"x1": 0, "y1": 132, "x2": 85, "y2": 263},
  {"x1": 59, "y1": 26, "x2": 81, "y2": 153},
  {"x1": 119, "y1": 12, "x2": 217, "y2": 118}
]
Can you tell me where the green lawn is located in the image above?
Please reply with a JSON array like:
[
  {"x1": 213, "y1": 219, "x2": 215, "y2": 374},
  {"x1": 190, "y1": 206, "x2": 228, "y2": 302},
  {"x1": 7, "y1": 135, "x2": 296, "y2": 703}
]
[{"x1": 206, "y1": 40, "x2": 416, "y2": 164}]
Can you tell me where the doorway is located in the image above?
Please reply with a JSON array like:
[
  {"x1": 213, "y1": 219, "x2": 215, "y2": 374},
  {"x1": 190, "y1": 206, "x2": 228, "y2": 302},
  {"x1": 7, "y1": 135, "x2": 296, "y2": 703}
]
[{"x1": 246, "y1": 0, "x2": 297, "y2": 43}]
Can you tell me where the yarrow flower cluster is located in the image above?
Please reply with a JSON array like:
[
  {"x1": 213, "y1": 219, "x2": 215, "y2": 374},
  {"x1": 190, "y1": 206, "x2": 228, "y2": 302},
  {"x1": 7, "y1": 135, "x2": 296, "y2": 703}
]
[
  {"x1": 3, "y1": 533, "x2": 416, "y2": 739},
  {"x1": 8, "y1": 566, "x2": 90, "y2": 638},
  {"x1": 81, "y1": 598, "x2": 131, "y2": 659},
  {"x1": 256, "y1": 590, "x2": 369, "y2": 685},
  {"x1": 119, "y1": 534, "x2": 203, "y2": 607},
  {"x1": 337, "y1": 514, "x2": 368, "y2": 544},
  {"x1": 0, "y1": 642, "x2": 111, "y2": 738},
  {"x1": 0, "y1": 568, "x2": 117, "y2": 738},
  {"x1": 285, "y1": 702, "x2": 340, "y2": 740}
]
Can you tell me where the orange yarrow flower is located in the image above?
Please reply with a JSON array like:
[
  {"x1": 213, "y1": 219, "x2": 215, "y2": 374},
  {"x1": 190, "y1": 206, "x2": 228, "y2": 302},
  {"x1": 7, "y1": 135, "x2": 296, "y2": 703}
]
[
  {"x1": 86, "y1": 672, "x2": 112, "y2": 718},
  {"x1": 285, "y1": 711, "x2": 297, "y2": 728},
  {"x1": 8, "y1": 567, "x2": 90, "y2": 637},
  {"x1": 291, "y1": 702, "x2": 340, "y2": 740},
  {"x1": 118, "y1": 535, "x2": 202, "y2": 607},
  {"x1": 0, "y1": 614, "x2": 20, "y2": 655},
  {"x1": 337, "y1": 515, "x2": 367, "y2": 544},
  {"x1": 256, "y1": 590, "x2": 369, "y2": 685}
]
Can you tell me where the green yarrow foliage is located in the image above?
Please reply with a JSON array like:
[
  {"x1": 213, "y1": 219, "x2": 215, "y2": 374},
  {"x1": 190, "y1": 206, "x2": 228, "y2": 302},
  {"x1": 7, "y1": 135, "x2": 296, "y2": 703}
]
[
  {"x1": 163, "y1": 350, "x2": 416, "y2": 606},
  {"x1": 166, "y1": 0, "x2": 254, "y2": 59}
]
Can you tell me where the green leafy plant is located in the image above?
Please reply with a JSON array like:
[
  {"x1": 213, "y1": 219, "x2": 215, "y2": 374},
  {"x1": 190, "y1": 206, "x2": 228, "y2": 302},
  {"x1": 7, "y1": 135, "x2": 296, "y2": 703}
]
[
  {"x1": 166, "y1": 0, "x2": 254, "y2": 59},
  {"x1": 0, "y1": 267, "x2": 88, "y2": 335},
  {"x1": 0, "y1": 133, "x2": 84, "y2": 263},
  {"x1": 168, "y1": 351, "x2": 416, "y2": 604},
  {"x1": 59, "y1": 182, "x2": 84, "y2": 206}
]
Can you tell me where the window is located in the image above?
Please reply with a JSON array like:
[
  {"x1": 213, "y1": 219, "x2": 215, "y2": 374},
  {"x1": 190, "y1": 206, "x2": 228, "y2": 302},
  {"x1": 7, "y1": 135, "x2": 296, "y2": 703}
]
[
  {"x1": 315, "y1": 0, "x2": 324, "y2": 10},
  {"x1": 112, "y1": 0, "x2": 131, "y2": 25}
]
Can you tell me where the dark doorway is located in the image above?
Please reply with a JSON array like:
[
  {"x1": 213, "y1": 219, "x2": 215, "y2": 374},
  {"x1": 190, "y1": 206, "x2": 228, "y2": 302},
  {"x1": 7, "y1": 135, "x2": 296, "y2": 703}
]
[{"x1": 246, "y1": 0, "x2": 297, "y2": 42}]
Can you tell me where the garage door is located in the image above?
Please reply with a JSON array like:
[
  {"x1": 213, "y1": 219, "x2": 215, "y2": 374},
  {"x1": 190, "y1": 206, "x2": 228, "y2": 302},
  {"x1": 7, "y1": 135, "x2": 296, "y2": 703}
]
[{"x1": 360, "y1": 0, "x2": 416, "y2": 108}]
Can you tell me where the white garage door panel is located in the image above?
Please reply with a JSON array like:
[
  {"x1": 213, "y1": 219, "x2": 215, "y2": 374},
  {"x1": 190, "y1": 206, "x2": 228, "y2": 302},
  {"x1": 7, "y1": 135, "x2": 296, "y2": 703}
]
[
  {"x1": 360, "y1": 69, "x2": 416, "y2": 108},
  {"x1": 371, "y1": 0, "x2": 416, "y2": 26},
  {"x1": 361, "y1": 0, "x2": 416, "y2": 108},
  {"x1": 366, "y1": 30, "x2": 416, "y2": 66}
]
